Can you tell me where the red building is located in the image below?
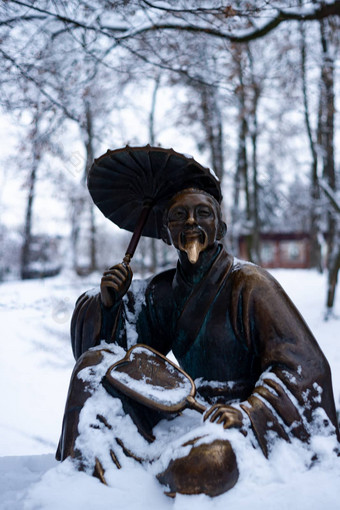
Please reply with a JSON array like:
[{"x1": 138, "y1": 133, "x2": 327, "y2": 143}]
[{"x1": 238, "y1": 232, "x2": 311, "y2": 269}]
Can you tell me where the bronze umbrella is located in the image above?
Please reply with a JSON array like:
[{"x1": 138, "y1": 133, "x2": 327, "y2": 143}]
[{"x1": 87, "y1": 145, "x2": 222, "y2": 265}]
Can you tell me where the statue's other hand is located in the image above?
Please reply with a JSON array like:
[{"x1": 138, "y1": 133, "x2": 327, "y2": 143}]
[
  {"x1": 204, "y1": 404, "x2": 244, "y2": 431},
  {"x1": 100, "y1": 263, "x2": 133, "y2": 308}
]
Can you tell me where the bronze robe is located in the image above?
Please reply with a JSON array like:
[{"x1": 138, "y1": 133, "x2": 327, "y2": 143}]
[{"x1": 71, "y1": 246, "x2": 339, "y2": 455}]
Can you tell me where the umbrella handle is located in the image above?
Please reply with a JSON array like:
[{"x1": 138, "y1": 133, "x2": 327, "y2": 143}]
[{"x1": 122, "y1": 204, "x2": 152, "y2": 266}]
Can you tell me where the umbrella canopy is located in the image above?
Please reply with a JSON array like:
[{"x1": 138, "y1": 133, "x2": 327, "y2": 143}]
[{"x1": 88, "y1": 145, "x2": 222, "y2": 240}]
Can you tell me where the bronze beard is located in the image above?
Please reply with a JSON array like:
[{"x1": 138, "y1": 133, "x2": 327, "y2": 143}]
[{"x1": 178, "y1": 227, "x2": 208, "y2": 264}]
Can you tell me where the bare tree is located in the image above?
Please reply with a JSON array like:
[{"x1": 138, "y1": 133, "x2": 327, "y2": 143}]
[
  {"x1": 20, "y1": 109, "x2": 41, "y2": 279},
  {"x1": 299, "y1": 17, "x2": 323, "y2": 271},
  {"x1": 318, "y1": 15, "x2": 339, "y2": 315},
  {"x1": 19, "y1": 101, "x2": 65, "y2": 279}
]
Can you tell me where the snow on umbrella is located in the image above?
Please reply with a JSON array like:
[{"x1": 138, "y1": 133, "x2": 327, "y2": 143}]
[{"x1": 88, "y1": 145, "x2": 222, "y2": 264}]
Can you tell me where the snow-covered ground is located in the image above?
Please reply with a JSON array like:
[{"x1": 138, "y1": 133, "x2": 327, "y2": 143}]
[{"x1": 0, "y1": 268, "x2": 339, "y2": 510}]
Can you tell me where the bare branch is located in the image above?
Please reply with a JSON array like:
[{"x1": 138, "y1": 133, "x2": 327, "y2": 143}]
[
  {"x1": 0, "y1": 15, "x2": 46, "y2": 26},
  {"x1": 0, "y1": 48, "x2": 79, "y2": 122},
  {"x1": 9, "y1": 0, "x2": 126, "y2": 36},
  {"x1": 8, "y1": 0, "x2": 340, "y2": 45},
  {"x1": 116, "y1": 2, "x2": 340, "y2": 44},
  {"x1": 140, "y1": 0, "x2": 238, "y2": 15}
]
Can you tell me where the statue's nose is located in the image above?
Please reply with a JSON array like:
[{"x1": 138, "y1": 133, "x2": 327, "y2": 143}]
[{"x1": 186, "y1": 215, "x2": 197, "y2": 226}]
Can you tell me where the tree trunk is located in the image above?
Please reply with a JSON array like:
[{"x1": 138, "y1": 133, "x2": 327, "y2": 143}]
[
  {"x1": 300, "y1": 17, "x2": 323, "y2": 271},
  {"x1": 233, "y1": 51, "x2": 252, "y2": 261},
  {"x1": 319, "y1": 18, "x2": 338, "y2": 315},
  {"x1": 149, "y1": 74, "x2": 160, "y2": 146},
  {"x1": 69, "y1": 193, "x2": 85, "y2": 271},
  {"x1": 200, "y1": 84, "x2": 225, "y2": 182},
  {"x1": 326, "y1": 239, "x2": 340, "y2": 316},
  {"x1": 148, "y1": 74, "x2": 161, "y2": 272},
  {"x1": 20, "y1": 115, "x2": 40, "y2": 280},
  {"x1": 84, "y1": 100, "x2": 97, "y2": 273},
  {"x1": 248, "y1": 48, "x2": 261, "y2": 265},
  {"x1": 89, "y1": 203, "x2": 97, "y2": 272},
  {"x1": 249, "y1": 112, "x2": 260, "y2": 264}
]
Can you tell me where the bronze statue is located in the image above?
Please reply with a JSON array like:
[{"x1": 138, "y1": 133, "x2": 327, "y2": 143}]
[{"x1": 57, "y1": 148, "x2": 339, "y2": 497}]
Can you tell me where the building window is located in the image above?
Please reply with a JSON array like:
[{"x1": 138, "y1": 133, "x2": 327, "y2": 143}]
[
  {"x1": 261, "y1": 242, "x2": 275, "y2": 264},
  {"x1": 280, "y1": 241, "x2": 304, "y2": 263}
]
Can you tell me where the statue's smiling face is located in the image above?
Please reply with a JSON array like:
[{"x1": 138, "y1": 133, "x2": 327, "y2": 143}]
[{"x1": 166, "y1": 191, "x2": 220, "y2": 263}]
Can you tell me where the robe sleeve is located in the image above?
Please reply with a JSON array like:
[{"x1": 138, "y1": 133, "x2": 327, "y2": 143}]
[
  {"x1": 70, "y1": 290, "x2": 126, "y2": 360},
  {"x1": 69, "y1": 277, "x2": 166, "y2": 360},
  {"x1": 230, "y1": 265, "x2": 339, "y2": 455}
]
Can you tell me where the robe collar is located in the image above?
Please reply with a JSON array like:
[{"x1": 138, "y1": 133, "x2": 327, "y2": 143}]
[
  {"x1": 172, "y1": 245, "x2": 234, "y2": 360},
  {"x1": 176, "y1": 242, "x2": 222, "y2": 287}
]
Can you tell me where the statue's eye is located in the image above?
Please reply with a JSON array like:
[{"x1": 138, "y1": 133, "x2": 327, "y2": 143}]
[
  {"x1": 169, "y1": 208, "x2": 186, "y2": 221},
  {"x1": 197, "y1": 207, "x2": 213, "y2": 218}
]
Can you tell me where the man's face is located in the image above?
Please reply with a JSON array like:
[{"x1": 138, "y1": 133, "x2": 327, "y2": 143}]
[{"x1": 166, "y1": 191, "x2": 220, "y2": 263}]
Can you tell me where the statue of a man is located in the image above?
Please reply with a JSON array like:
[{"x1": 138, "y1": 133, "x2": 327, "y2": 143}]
[{"x1": 57, "y1": 187, "x2": 339, "y2": 497}]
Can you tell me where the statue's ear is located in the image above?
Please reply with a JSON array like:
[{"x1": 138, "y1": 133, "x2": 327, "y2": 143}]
[
  {"x1": 161, "y1": 226, "x2": 172, "y2": 245},
  {"x1": 217, "y1": 221, "x2": 227, "y2": 240}
]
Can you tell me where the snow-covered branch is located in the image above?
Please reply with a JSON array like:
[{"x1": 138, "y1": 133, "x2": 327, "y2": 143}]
[
  {"x1": 7, "y1": 0, "x2": 340, "y2": 44},
  {"x1": 116, "y1": 2, "x2": 340, "y2": 43}
]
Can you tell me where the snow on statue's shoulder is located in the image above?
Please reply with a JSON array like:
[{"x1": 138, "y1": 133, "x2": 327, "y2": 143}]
[
  {"x1": 232, "y1": 256, "x2": 256, "y2": 272},
  {"x1": 85, "y1": 287, "x2": 100, "y2": 298}
]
